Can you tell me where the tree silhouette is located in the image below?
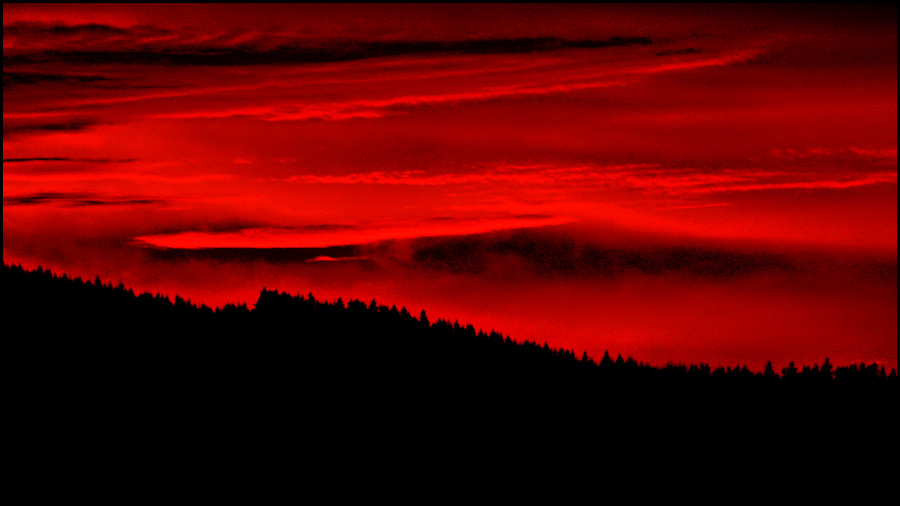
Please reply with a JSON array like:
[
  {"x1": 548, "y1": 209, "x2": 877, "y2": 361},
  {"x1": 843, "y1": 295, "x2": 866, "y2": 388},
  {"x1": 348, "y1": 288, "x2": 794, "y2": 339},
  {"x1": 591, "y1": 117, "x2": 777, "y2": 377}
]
[{"x1": 4, "y1": 261, "x2": 896, "y2": 420}]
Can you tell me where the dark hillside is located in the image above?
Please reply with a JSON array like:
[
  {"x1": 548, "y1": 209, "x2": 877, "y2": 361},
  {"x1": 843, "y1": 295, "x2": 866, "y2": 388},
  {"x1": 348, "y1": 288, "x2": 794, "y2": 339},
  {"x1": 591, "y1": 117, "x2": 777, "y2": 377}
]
[{"x1": 5, "y1": 262, "x2": 896, "y2": 462}]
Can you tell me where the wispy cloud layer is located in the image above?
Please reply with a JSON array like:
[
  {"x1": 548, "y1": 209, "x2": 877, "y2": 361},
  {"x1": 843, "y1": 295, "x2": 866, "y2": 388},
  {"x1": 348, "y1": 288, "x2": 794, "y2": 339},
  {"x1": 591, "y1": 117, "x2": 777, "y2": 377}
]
[
  {"x1": 3, "y1": 191, "x2": 162, "y2": 207},
  {"x1": 283, "y1": 160, "x2": 896, "y2": 196},
  {"x1": 4, "y1": 23, "x2": 655, "y2": 65},
  {"x1": 3, "y1": 4, "x2": 896, "y2": 371},
  {"x1": 137, "y1": 50, "x2": 760, "y2": 123},
  {"x1": 3, "y1": 4, "x2": 896, "y2": 255},
  {"x1": 134, "y1": 216, "x2": 576, "y2": 249}
]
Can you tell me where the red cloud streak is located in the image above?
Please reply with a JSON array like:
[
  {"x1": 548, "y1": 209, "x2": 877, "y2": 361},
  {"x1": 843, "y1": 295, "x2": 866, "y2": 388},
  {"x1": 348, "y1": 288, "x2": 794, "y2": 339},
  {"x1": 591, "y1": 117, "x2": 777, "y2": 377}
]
[{"x1": 3, "y1": 4, "x2": 896, "y2": 370}]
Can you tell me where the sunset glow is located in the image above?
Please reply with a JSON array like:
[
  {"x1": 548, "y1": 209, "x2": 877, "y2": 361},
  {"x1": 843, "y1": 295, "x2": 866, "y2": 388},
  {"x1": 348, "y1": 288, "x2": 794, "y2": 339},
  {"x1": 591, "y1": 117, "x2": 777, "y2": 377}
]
[{"x1": 4, "y1": 4, "x2": 896, "y2": 371}]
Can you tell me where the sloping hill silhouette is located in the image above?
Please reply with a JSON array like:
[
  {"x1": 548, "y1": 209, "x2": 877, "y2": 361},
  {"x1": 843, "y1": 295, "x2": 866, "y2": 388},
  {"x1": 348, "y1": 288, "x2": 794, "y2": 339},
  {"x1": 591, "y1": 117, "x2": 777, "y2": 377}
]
[
  {"x1": 7, "y1": 262, "x2": 894, "y2": 404},
  {"x1": 7, "y1": 262, "x2": 898, "y2": 486}
]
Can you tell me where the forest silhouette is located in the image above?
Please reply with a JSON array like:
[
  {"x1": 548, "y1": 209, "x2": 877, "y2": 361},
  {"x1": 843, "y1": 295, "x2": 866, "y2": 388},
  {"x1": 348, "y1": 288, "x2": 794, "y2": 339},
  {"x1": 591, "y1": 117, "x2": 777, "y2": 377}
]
[
  {"x1": 8, "y1": 262, "x2": 894, "y2": 401},
  {"x1": 8, "y1": 260, "x2": 899, "y2": 475}
]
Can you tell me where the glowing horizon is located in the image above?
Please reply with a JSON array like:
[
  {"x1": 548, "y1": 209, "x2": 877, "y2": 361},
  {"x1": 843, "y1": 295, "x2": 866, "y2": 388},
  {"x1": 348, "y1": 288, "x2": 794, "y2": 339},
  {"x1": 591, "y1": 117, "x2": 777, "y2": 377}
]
[{"x1": 3, "y1": 4, "x2": 896, "y2": 370}]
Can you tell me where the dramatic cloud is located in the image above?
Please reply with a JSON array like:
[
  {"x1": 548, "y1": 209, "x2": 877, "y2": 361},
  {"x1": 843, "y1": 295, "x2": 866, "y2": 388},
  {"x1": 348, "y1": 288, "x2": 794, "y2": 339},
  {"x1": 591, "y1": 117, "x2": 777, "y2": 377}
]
[
  {"x1": 404, "y1": 230, "x2": 804, "y2": 279},
  {"x1": 282, "y1": 162, "x2": 896, "y2": 197},
  {"x1": 2, "y1": 120, "x2": 96, "y2": 138},
  {"x1": 3, "y1": 4, "x2": 896, "y2": 369},
  {"x1": 3, "y1": 157, "x2": 137, "y2": 163},
  {"x1": 4, "y1": 21, "x2": 655, "y2": 65},
  {"x1": 3, "y1": 71, "x2": 116, "y2": 89},
  {"x1": 143, "y1": 245, "x2": 366, "y2": 265},
  {"x1": 133, "y1": 216, "x2": 577, "y2": 250},
  {"x1": 3, "y1": 157, "x2": 72, "y2": 162},
  {"x1": 138, "y1": 50, "x2": 760, "y2": 123},
  {"x1": 3, "y1": 191, "x2": 162, "y2": 207}
]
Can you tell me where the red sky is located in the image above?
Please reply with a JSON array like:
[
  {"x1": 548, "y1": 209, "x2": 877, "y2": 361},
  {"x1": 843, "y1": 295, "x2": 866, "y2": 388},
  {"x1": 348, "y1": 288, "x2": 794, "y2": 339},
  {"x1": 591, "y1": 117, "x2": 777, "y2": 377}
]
[{"x1": 3, "y1": 4, "x2": 896, "y2": 370}]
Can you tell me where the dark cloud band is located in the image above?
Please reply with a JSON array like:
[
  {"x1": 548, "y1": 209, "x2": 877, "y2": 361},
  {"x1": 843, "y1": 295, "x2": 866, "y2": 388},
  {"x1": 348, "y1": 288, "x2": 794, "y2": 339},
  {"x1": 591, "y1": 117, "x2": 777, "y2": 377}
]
[
  {"x1": 2, "y1": 121, "x2": 96, "y2": 138},
  {"x1": 3, "y1": 192, "x2": 162, "y2": 207},
  {"x1": 5, "y1": 35, "x2": 653, "y2": 66}
]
